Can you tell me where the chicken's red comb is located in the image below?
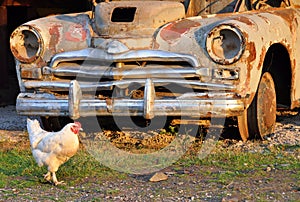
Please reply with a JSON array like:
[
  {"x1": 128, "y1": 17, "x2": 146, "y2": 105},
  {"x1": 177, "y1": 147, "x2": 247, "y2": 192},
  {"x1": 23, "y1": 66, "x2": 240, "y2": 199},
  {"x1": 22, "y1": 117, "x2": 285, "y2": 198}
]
[{"x1": 74, "y1": 121, "x2": 81, "y2": 128}]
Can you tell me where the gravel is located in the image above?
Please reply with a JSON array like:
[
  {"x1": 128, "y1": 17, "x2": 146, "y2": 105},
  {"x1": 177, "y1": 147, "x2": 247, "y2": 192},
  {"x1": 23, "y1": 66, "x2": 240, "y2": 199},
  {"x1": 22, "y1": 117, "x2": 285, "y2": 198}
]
[
  {"x1": 0, "y1": 105, "x2": 28, "y2": 131},
  {"x1": 0, "y1": 105, "x2": 299, "y2": 201},
  {"x1": 0, "y1": 105, "x2": 299, "y2": 159},
  {"x1": 1, "y1": 105, "x2": 299, "y2": 146}
]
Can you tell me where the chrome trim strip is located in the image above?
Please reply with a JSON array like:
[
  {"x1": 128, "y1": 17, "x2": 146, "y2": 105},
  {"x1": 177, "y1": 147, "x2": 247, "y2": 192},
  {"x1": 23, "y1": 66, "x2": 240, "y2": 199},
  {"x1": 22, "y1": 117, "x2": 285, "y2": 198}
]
[
  {"x1": 44, "y1": 66, "x2": 210, "y2": 79},
  {"x1": 50, "y1": 48, "x2": 200, "y2": 67},
  {"x1": 23, "y1": 79, "x2": 236, "y2": 91}
]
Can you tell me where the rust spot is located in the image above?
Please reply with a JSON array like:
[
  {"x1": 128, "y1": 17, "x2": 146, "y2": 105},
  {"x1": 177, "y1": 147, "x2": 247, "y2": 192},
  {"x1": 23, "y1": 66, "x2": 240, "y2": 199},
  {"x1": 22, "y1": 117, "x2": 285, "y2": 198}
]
[
  {"x1": 65, "y1": 24, "x2": 87, "y2": 42},
  {"x1": 272, "y1": 9, "x2": 297, "y2": 32},
  {"x1": 258, "y1": 46, "x2": 266, "y2": 70},
  {"x1": 10, "y1": 47, "x2": 37, "y2": 63},
  {"x1": 106, "y1": 98, "x2": 113, "y2": 113},
  {"x1": 48, "y1": 24, "x2": 62, "y2": 53},
  {"x1": 272, "y1": 9, "x2": 296, "y2": 24},
  {"x1": 291, "y1": 99, "x2": 300, "y2": 109},
  {"x1": 256, "y1": 13, "x2": 268, "y2": 22},
  {"x1": 232, "y1": 16, "x2": 256, "y2": 27},
  {"x1": 160, "y1": 19, "x2": 200, "y2": 43},
  {"x1": 247, "y1": 41, "x2": 256, "y2": 64},
  {"x1": 36, "y1": 58, "x2": 47, "y2": 67},
  {"x1": 291, "y1": 58, "x2": 296, "y2": 108}
]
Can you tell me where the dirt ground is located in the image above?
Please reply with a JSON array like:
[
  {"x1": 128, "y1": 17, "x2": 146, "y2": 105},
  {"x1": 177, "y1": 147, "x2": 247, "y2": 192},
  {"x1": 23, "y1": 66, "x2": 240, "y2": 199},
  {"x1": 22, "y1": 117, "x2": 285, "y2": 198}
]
[{"x1": 0, "y1": 106, "x2": 299, "y2": 201}]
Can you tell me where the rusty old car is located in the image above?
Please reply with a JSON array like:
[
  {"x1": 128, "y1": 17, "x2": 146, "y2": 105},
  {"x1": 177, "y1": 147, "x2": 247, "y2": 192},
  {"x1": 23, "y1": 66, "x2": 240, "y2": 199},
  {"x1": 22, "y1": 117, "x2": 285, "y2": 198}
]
[{"x1": 10, "y1": 0, "x2": 300, "y2": 141}]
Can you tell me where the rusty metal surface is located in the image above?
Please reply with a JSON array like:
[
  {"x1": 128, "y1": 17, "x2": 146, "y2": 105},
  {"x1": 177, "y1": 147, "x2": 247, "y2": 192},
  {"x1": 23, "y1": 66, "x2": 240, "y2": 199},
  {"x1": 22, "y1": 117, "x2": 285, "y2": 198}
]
[
  {"x1": 9, "y1": 0, "x2": 300, "y2": 139},
  {"x1": 238, "y1": 71, "x2": 277, "y2": 141},
  {"x1": 10, "y1": 12, "x2": 93, "y2": 64},
  {"x1": 156, "y1": 7, "x2": 300, "y2": 107},
  {"x1": 256, "y1": 72, "x2": 277, "y2": 137},
  {"x1": 94, "y1": 1, "x2": 185, "y2": 36}
]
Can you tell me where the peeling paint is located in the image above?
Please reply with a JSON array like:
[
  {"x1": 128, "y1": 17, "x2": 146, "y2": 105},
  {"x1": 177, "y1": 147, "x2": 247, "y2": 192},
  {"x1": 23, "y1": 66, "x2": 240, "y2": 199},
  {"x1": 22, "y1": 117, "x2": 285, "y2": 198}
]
[
  {"x1": 233, "y1": 16, "x2": 256, "y2": 27},
  {"x1": 272, "y1": 9, "x2": 297, "y2": 25},
  {"x1": 48, "y1": 24, "x2": 62, "y2": 54},
  {"x1": 258, "y1": 46, "x2": 266, "y2": 71},
  {"x1": 65, "y1": 24, "x2": 87, "y2": 42},
  {"x1": 9, "y1": 0, "x2": 300, "y2": 139},
  {"x1": 160, "y1": 19, "x2": 200, "y2": 43},
  {"x1": 247, "y1": 41, "x2": 256, "y2": 64}
]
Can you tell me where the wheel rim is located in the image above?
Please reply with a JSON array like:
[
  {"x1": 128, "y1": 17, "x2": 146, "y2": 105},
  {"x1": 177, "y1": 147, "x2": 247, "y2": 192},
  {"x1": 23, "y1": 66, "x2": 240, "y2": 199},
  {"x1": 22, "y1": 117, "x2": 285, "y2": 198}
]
[
  {"x1": 237, "y1": 110, "x2": 249, "y2": 141},
  {"x1": 256, "y1": 72, "x2": 276, "y2": 138},
  {"x1": 238, "y1": 72, "x2": 276, "y2": 141}
]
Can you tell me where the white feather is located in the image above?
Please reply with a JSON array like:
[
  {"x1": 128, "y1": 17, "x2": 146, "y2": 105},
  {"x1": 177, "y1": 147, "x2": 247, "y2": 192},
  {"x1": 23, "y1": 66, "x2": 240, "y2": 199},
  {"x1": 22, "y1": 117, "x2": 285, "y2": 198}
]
[{"x1": 26, "y1": 118, "x2": 81, "y2": 185}]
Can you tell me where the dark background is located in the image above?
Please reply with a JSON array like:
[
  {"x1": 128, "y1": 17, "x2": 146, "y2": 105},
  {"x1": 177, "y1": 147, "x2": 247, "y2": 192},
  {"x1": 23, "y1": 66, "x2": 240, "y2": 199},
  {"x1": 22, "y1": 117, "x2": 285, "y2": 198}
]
[{"x1": 0, "y1": 0, "x2": 91, "y2": 105}]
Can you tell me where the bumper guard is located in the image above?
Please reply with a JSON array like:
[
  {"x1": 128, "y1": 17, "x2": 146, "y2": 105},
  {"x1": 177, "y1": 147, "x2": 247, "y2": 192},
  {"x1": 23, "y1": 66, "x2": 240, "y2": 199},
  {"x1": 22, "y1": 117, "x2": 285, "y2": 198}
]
[{"x1": 16, "y1": 80, "x2": 245, "y2": 119}]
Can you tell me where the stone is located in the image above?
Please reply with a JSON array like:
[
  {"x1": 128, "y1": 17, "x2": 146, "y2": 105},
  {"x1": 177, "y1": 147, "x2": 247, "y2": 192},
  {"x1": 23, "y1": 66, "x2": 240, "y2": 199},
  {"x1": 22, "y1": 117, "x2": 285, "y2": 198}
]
[{"x1": 149, "y1": 172, "x2": 168, "y2": 182}]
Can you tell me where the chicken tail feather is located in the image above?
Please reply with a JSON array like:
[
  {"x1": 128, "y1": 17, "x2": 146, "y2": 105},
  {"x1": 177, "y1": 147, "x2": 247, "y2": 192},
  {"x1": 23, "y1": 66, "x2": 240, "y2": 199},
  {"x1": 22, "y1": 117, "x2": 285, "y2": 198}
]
[{"x1": 27, "y1": 118, "x2": 47, "y2": 148}]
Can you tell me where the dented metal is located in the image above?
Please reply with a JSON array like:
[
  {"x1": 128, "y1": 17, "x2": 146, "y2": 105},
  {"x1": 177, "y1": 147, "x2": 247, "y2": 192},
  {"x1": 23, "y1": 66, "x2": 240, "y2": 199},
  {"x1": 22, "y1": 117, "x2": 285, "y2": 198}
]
[{"x1": 10, "y1": 0, "x2": 300, "y2": 139}]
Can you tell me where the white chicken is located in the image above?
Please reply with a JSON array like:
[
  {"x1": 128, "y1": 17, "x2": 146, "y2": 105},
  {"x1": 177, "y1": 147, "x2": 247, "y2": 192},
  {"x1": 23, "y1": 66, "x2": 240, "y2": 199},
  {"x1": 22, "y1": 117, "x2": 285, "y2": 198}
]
[{"x1": 26, "y1": 118, "x2": 82, "y2": 185}]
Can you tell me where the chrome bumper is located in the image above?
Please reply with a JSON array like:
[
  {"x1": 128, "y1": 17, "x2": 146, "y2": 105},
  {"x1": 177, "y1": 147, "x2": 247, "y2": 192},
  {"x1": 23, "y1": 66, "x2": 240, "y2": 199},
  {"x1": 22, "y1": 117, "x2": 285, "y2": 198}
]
[{"x1": 16, "y1": 80, "x2": 245, "y2": 119}]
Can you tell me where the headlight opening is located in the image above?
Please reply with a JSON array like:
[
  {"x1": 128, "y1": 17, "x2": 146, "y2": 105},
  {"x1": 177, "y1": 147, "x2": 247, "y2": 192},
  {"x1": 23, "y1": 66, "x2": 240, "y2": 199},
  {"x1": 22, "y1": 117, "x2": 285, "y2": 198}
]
[
  {"x1": 10, "y1": 25, "x2": 43, "y2": 63},
  {"x1": 206, "y1": 24, "x2": 244, "y2": 65}
]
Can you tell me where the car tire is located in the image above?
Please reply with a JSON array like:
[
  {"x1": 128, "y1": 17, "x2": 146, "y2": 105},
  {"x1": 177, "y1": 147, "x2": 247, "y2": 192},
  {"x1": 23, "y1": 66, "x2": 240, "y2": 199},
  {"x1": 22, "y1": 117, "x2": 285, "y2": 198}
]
[{"x1": 238, "y1": 72, "x2": 277, "y2": 141}]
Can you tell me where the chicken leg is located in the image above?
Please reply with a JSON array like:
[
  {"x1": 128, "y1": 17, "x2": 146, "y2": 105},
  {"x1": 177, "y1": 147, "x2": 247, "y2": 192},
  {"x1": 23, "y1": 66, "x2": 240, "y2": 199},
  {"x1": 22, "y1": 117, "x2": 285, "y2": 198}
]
[
  {"x1": 43, "y1": 171, "x2": 64, "y2": 185},
  {"x1": 52, "y1": 172, "x2": 64, "y2": 186},
  {"x1": 43, "y1": 171, "x2": 51, "y2": 182}
]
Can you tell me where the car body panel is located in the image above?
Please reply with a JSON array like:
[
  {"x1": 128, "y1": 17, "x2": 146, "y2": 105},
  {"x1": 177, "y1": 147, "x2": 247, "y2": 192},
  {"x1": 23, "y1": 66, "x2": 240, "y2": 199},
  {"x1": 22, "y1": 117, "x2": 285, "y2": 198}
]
[
  {"x1": 155, "y1": 8, "x2": 300, "y2": 107},
  {"x1": 10, "y1": 0, "x2": 300, "y2": 126}
]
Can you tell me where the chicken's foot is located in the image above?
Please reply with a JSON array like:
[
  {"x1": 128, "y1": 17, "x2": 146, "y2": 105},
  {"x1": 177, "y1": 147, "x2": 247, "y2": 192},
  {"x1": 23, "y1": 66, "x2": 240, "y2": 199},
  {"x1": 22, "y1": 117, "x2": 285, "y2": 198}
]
[
  {"x1": 43, "y1": 171, "x2": 51, "y2": 182},
  {"x1": 52, "y1": 172, "x2": 65, "y2": 186}
]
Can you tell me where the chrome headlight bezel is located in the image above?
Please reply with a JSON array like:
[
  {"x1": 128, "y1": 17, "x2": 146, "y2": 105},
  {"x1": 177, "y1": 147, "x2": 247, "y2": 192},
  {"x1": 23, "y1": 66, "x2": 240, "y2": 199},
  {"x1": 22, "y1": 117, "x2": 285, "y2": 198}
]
[
  {"x1": 10, "y1": 25, "x2": 44, "y2": 64},
  {"x1": 206, "y1": 24, "x2": 245, "y2": 65}
]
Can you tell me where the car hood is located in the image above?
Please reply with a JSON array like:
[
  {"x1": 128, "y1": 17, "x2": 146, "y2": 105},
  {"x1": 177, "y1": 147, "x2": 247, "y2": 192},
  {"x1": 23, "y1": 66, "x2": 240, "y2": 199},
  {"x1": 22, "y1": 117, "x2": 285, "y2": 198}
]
[{"x1": 93, "y1": 1, "x2": 185, "y2": 37}]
